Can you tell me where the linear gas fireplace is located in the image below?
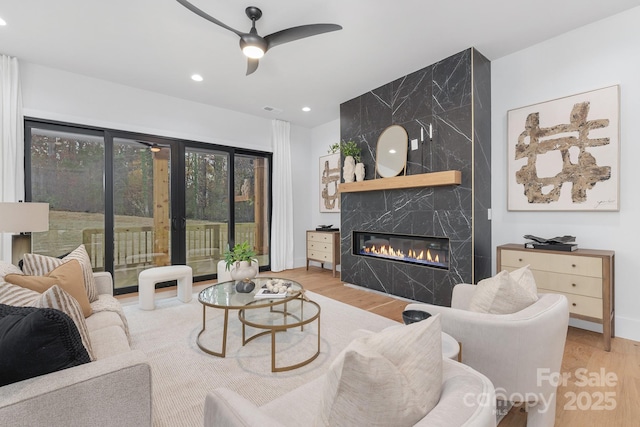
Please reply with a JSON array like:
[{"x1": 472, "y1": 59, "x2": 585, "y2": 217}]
[{"x1": 352, "y1": 231, "x2": 450, "y2": 270}]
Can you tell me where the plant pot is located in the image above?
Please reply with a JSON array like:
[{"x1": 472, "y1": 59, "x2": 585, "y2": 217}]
[
  {"x1": 230, "y1": 261, "x2": 257, "y2": 282},
  {"x1": 343, "y1": 155, "x2": 356, "y2": 183}
]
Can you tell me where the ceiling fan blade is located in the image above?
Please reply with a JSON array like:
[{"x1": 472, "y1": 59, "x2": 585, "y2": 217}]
[
  {"x1": 265, "y1": 23, "x2": 342, "y2": 50},
  {"x1": 246, "y1": 58, "x2": 259, "y2": 76},
  {"x1": 176, "y1": 0, "x2": 243, "y2": 36}
]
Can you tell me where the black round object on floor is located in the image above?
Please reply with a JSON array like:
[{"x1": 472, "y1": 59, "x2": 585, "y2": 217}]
[{"x1": 402, "y1": 309, "x2": 431, "y2": 325}]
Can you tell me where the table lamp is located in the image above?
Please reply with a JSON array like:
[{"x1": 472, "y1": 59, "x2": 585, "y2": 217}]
[{"x1": 0, "y1": 202, "x2": 49, "y2": 265}]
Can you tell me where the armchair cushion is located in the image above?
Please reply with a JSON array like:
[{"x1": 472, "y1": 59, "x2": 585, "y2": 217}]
[
  {"x1": 0, "y1": 304, "x2": 90, "y2": 386},
  {"x1": 315, "y1": 314, "x2": 442, "y2": 427},
  {"x1": 469, "y1": 266, "x2": 538, "y2": 314}
]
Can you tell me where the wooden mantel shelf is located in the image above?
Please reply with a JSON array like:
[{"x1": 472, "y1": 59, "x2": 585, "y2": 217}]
[{"x1": 339, "y1": 170, "x2": 461, "y2": 193}]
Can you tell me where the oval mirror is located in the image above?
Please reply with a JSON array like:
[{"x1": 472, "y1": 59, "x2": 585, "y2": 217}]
[{"x1": 376, "y1": 125, "x2": 408, "y2": 178}]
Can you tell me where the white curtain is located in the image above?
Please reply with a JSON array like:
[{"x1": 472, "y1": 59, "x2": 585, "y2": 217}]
[
  {"x1": 0, "y1": 55, "x2": 25, "y2": 262},
  {"x1": 270, "y1": 119, "x2": 294, "y2": 271}
]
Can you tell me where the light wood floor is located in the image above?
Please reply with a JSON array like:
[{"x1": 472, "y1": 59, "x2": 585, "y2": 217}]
[{"x1": 126, "y1": 266, "x2": 639, "y2": 426}]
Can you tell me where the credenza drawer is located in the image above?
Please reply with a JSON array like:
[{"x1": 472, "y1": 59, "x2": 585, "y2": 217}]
[
  {"x1": 307, "y1": 241, "x2": 333, "y2": 253},
  {"x1": 539, "y1": 288, "x2": 603, "y2": 319},
  {"x1": 307, "y1": 250, "x2": 332, "y2": 262},
  {"x1": 501, "y1": 249, "x2": 602, "y2": 278},
  {"x1": 503, "y1": 267, "x2": 602, "y2": 298},
  {"x1": 308, "y1": 232, "x2": 333, "y2": 243}
]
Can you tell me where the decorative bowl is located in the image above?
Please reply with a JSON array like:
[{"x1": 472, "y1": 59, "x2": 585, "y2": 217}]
[
  {"x1": 235, "y1": 279, "x2": 256, "y2": 293},
  {"x1": 402, "y1": 309, "x2": 431, "y2": 325}
]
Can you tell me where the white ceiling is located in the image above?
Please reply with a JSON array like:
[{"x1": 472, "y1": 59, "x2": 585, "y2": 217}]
[{"x1": 1, "y1": 0, "x2": 639, "y2": 129}]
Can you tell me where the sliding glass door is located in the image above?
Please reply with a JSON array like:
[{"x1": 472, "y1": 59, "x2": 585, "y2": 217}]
[
  {"x1": 112, "y1": 137, "x2": 173, "y2": 289},
  {"x1": 185, "y1": 147, "x2": 229, "y2": 277},
  {"x1": 234, "y1": 153, "x2": 270, "y2": 268},
  {"x1": 28, "y1": 126, "x2": 106, "y2": 265},
  {"x1": 26, "y1": 119, "x2": 271, "y2": 293}
]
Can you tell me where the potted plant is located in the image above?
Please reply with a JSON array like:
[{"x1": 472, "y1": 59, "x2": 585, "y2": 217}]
[
  {"x1": 339, "y1": 141, "x2": 363, "y2": 183},
  {"x1": 223, "y1": 241, "x2": 258, "y2": 291}
]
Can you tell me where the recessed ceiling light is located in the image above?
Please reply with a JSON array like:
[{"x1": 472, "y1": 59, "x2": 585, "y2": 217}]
[
  {"x1": 191, "y1": 74, "x2": 203, "y2": 82},
  {"x1": 0, "y1": 17, "x2": 7, "y2": 26},
  {"x1": 302, "y1": 107, "x2": 311, "y2": 112}
]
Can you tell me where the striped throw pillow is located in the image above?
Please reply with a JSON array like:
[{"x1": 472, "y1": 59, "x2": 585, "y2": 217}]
[
  {"x1": 0, "y1": 282, "x2": 39, "y2": 307},
  {"x1": 0, "y1": 261, "x2": 23, "y2": 281},
  {"x1": 30, "y1": 285, "x2": 96, "y2": 361},
  {"x1": 23, "y1": 244, "x2": 99, "y2": 303}
]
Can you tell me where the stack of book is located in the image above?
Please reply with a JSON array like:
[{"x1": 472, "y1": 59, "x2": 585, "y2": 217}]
[
  {"x1": 524, "y1": 242, "x2": 578, "y2": 252},
  {"x1": 523, "y1": 234, "x2": 578, "y2": 252}
]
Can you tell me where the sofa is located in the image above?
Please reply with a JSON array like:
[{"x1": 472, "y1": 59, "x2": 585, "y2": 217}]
[{"x1": 0, "y1": 271, "x2": 152, "y2": 427}]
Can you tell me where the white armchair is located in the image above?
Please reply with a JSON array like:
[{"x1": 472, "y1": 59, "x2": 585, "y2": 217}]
[{"x1": 405, "y1": 284, "x2": 569, "y2": 427}]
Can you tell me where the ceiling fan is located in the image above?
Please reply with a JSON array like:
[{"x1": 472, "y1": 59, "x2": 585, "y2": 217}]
[{"x1": 176, "y1": 0, "x2": 342, "y2": 75}]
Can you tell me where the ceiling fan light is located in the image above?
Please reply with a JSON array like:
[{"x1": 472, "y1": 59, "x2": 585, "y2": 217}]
[
  {"x1": 240, "y1": 33, "x2": 267, "y2": 59},
  {"x1": 242, "y1": 45, "x2": 264, "y2": 59}
]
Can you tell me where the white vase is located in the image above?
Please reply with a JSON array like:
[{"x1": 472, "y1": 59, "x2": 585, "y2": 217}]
[
  {"x1": 343, "y1": 155, "x2": 356, "y2": 183},
  {"x1": 230, "y1": 261, "x2": 257, "y2": 281},
  {"x1": 355, "y1": 163, "x2": 365, "y2": 182}
]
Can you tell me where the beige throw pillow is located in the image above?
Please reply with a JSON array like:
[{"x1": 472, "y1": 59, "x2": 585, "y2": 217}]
[
  {"x1": 316, "y1": 314, "x2": 443, "y2": 427},
  {"x1": 23, "y1": 245, "x2": 98, "y2": 302},
  {"x1": 30, "y1": 285, "x2": 95, "y2": 361},
  {"x1": 5, "y1": 259, "x2": 93, "y2": 317},
  {"x1": 468, "y1": 266, "x2": 539, "y2": 314}
]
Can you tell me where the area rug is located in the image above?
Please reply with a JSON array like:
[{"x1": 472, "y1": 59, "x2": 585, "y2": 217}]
[{"x1": 122, "y1": 291, "x2": 399, "y2": 426}]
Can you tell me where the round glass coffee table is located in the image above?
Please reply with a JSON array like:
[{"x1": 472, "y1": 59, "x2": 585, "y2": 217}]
[
  {"x1": 197, "y1": 277, "x2": 305, "y2": 358},
  {"x1": 239, "y1": 295, "x2": 321, "y2": 372}
]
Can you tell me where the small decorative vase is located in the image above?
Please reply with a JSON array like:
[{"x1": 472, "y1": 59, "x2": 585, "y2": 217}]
[
  {"x1": 355, "y1": 163, "x2": 365, "y2": 182},
  {"x1": 343, "y1": 155, "x2": 356, "y2": 183},
  {"x1": 230, "y1": 261, "x2": 257, "y2": 282}
]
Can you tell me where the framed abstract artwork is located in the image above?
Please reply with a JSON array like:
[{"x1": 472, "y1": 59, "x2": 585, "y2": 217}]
[
  {"x1": 507, "y1": 85, "x2": 620, "y2": 211},
  {"x1": 319, "y1": 153, "x2": 340, "y2": 212}
]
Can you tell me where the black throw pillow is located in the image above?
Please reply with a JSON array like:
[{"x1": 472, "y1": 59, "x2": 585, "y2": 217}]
[{"x1": 0, "y1": 304, "x2": 91, "y2": 386}]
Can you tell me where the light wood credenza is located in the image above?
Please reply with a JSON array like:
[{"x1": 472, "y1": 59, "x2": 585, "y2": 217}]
[
  {"x1": 306, "y1": 230, "x2": 340, "y2": 278},
  {"x1": 497, "y1": 243, "x2": 615, "y2": 351}
]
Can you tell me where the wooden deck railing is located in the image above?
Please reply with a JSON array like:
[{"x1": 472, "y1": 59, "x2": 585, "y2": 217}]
[{"x1": 82, "y1": 222, "x2": 256, "y2": 270}]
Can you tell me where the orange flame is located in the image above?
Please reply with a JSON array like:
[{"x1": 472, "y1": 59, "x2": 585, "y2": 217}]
[{"x1": 364, "y1": 245, "x2": 443, "y2": 264}]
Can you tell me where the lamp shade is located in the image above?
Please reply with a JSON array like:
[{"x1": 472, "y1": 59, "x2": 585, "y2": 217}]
[{"x1": 0, "y1": 202, "x2": 50, "y2": 233}]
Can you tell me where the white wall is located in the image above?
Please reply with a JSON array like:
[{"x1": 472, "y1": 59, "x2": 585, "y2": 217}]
[
  {"x1": 308, "y1": 119, "x2": 341, "y2": 271},
  {"x1": 491, "y1": 7, "x2": 640, "y2": 341},
  {"x1": 19, "y1": 61, "x2": 312, "y2": 268}
]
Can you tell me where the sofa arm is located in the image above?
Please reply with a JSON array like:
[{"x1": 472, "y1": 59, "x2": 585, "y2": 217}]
[
  {"x1": 204, "y1": 389, "x2": 284, "y2": 427},
  {"x1": 93, "y1": 271, "x2": 114, "y2": 296},
  {"x1": 0, "y1": 350, "x2": 152, "y2": 427}
]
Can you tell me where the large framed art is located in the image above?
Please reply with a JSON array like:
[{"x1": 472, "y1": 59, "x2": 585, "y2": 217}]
[
  {"x1": 507, "y1": 85, "x2": 620, "y2": 211},
  {"x1": 319, "y1": 153, "x2": 340, "y2": 212}
]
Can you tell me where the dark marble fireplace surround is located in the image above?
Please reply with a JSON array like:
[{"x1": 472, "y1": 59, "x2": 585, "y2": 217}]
[{"x1": 340, "y1": 48, "x2": 492, "y2": 307}]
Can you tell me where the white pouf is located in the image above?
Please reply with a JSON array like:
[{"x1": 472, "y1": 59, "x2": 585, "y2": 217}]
[{"x1": 138, "y1": 265, "x2": 193, "y2": 310}]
